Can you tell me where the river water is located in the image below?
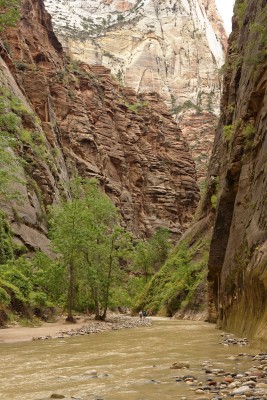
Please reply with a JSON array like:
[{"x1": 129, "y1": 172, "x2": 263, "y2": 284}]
[{"x1": 0, "y1": 319, "x2": 258, "y2": 400}]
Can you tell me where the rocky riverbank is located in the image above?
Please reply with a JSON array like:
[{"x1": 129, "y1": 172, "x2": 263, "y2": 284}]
[
  {"x1": 0, "y1": 314, "x2": 151, "y2": 343},
  {"x1": 169, "y1": 333, "x2": 267, "y2": 399},
  {"x1": 32, "y1": 315, "x2": 151, "y2": 341},
  {"x1": 174, "y1": 352, "x2": 267, "y2": 399}
]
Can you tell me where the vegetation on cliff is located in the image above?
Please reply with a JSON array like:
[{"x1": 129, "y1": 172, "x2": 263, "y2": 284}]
[
  {"x1": 195, "y1": 0, "x2": 267, "y2": 346},
  {"x1": 134, "y1": 235, "x2": 210, "y2": 317},
  {"x1": 0, "y1": 0, "x2": 21, "y2": 32}
]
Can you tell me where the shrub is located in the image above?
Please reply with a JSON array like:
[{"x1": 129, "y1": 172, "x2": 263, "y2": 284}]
[{"x1": 223, "y1": 125, "x2": 233, "y2": 142}]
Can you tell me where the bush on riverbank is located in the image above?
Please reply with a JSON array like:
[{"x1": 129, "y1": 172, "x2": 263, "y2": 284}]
[{"x1": 133, "y1": 236, "x2": 210, "y2": 317}]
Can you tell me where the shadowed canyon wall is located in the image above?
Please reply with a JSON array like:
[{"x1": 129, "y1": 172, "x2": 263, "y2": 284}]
[
  {"x1": 137, "y1": 0, "x2": 267, "y2": 348},
  {"x1": 0, "y1": 0, "x2": 200, "y2": 253},
  {"x1": 206, "y1": 0, "x2": 267, "y2": 346}
]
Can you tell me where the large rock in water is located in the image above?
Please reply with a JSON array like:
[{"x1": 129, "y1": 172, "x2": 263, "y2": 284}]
[{"x1": 0, "y1": 0, "x2": 200, "y2": 247}]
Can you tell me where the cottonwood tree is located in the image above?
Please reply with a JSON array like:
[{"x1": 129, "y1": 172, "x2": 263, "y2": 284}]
[
  {"x1": 80, "y1": 225, "x2": 132, "y2": 320},
  {"x1": 49, "y1": 178, "x2": 90, "y2": 322},
  {"x1": 49, "y1": 178, "x2": 131, "y2": 321},
  {"x1": 76, "y1": 180, "x2": 132, "y2": 320}
]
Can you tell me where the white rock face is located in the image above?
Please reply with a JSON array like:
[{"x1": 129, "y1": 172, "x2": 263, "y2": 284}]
[{"x1": 44, "y1": 0, "x2": 227, "y2": 115}]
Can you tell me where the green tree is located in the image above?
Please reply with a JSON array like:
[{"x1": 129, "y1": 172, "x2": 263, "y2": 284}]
[
  {"x1": 133, "y1": 228, "x2": 172, "y2": 282},
  {"x1": 149, "y1": 228, "x2": 172, "y2": 272},
  {"x1": 133, "y1": 240, "x2": 151, "y2": 283},
  {"x1": 75, "y1": 180, "x2": 132, "y2": 320},
  {"x1": 49, "y1": 178, "x2": 130, "y2": 321},
  {"x1": 81, "y1": 226, "x2": 131, "y2": 320},
  {"x1": 0, "y1": 0, "x2": 21, "y2": 32},
  {"x1": 31, "y1": 252, "x2": 66, "y2": 305},
  {"x1": 49, "y1": 178, "x2": 89, "y2": 322}
]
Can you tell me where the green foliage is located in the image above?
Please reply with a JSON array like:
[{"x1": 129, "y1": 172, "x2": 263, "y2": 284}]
[
  {"x1": 124, "y1": 101, "x2": 149, "y2": 113},
  {"x1": 1, "y1": 266, "x2": 32, "y2": 297},
  {"x1": 126, "y1": 275, "x2": 147, "y2": 304},
  {"x1": 0, "y1": 86, "x2": 50, "y2": 200},
  {"x1": 211, "y1": 194, "x2": 217, "y2": 209},
  {"x1": 243, "y1": 123, "x2": 256, "y2": 153},
  {"x1": 0, "y1": 0, "x2": 21, "y2": 32},
  {"x1": 172, "y1": 100, "x2": 202, "y2": 115},
  {"x1": 49, "y1": 178, "x2": 132, "y2": 320},
  {"x1": 223, "y1": 125, "x2": 233, "y2": 142},
  {"x1": 132, "y1": 228, "x2": 172, "y2": 281},
  {"x1": 235, "y1": 0, "x2": 247, "y2": 27},
  {"x1": 134, "y1": 238, "x2": 209, "y2": 316},
  {"x1": 210, "y1": 176, "x2": 220, "y2": 210},
  {"x1": 228, "y1": 104, "x2": 235, "y2": 115},
  {"x1": 29, "y1": 291, "x2": 49, "y2": 308},
  {"x1": 30, "y1": 252, "x2": 66, "y2": 304},
  {"x1": 243, "y1": 123, "x2": 255, "y2": 139},
  {"x1": 0, "y1": 286, "x2": 11, "y2": 305},
  {"x1": 0, "y1": 277, "x2": 26, "y2": 304},
  {"x1": 0, "y1": 211, "x2": 14, "y2": 264},
  {"x1": 117, "y1": 14, "x2": 124, "y2": 22},
  {"x1": 244, "y1": 6, "x2": 267, "y2": 67}
]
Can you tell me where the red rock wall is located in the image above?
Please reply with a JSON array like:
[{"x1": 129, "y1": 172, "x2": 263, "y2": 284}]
[
  {"x1": 0, "y1": 0, "x2": 200, "y2": 241},
  {"x1": 203, "y1": 0, "x2": 267, "y2": 346}
]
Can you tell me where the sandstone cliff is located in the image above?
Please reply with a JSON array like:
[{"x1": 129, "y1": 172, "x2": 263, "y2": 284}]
[
  {"x1": 137, "y1": 0, "x2": 267, "y2": 348},
  {"x1": 44, "y1": 0, "x2": 226, "y2": 111},
  {"x1": 44, "y1": 0, "x2": 228, "y2": 181},
  {"x1": 0, "y1": 0, "x2": 200, "y2": 252},
  {"x1": 206, "y1": 0, "x2": 267, "y2": 346}
]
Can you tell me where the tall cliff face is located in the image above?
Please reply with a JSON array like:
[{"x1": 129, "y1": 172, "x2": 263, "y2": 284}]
[
  {"x1": 136, "y1": 0, "x2": 267, "y2": 347},
  {"x1": 44, "y1": 0, "x2": 226, "y2": 111},
  {"x1": 0, "y1": 0, "x2": 200, "y2": 250},
  {"x1": 44, "y1": 0, "x2": 228, "y2": 181},
  {"x1": 204, "y1": 0, "x2": 267, "y2": 346}
]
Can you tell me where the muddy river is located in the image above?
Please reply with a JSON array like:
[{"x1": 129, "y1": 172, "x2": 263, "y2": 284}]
[{"x1": 0, "y1": 318, "x2": 258, "y2": 399}]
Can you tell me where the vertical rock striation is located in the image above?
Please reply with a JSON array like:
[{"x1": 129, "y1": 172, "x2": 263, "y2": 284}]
[{"x1": 204, "y1": 0, "x2": 267, "y2": 346}]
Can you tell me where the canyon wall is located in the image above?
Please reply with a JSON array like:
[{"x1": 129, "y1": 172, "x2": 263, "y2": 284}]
[
  {"x1": 0, "y1": 0, "x2": 200, "y2": 253},
  {"x1": 44, "y1": 0, "x2": 228, "y2": 180},
  {"x1": 206, "y1": 0, "x2": 267, "y2": 346},
  {"x1": 138, "y1": 0, "x2": 267, "y2": 348}
]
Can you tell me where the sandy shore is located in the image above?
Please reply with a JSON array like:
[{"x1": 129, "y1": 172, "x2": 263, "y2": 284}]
[
  {"x1": 0, "y1": 320, "x2": 87, "y2": 343},
  {"x1": 0, "y1": 315, "x2": 151, "y2": 343}
]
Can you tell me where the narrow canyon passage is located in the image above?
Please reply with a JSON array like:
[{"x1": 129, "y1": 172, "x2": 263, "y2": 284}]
[{"x1": 0, "y1": 319, "x2": 259, "y2": 400}]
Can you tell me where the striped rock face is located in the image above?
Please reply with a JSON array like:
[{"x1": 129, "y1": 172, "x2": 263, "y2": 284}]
[
  {"x1": 44, "y1": 0, "x2": 227, "y2": 113},
  {"x1": 44, "y1": 0, "x2": 227, "y2": 182},
  {"x1": 1, "y1": 0, "x2": 201, "y2": 244}
]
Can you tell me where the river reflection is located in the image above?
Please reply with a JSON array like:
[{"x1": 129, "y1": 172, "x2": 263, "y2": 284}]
[{"x1": 0, "y1": 319, "x2": 257, "y2": 399}]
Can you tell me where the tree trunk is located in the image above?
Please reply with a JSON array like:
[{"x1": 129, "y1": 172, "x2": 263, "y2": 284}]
[
  {"x1": 66, "y1": 261, "x2": 76, "y2": 323},
  {"x1": 102, "y1": 236, "x2": 115, "y2": 321}
]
